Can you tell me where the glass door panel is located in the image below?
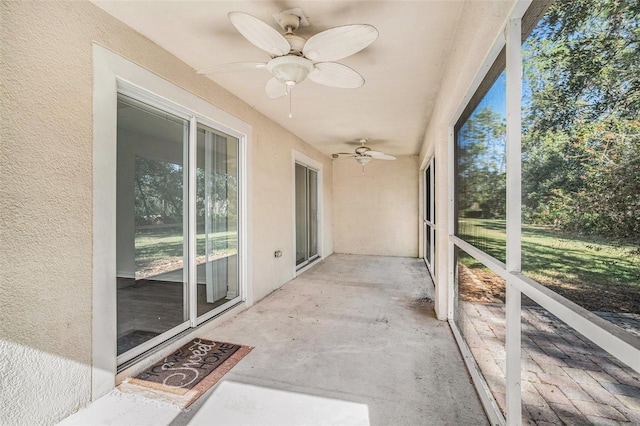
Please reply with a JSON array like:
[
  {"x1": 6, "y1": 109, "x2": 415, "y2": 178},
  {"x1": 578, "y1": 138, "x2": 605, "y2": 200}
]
[
  {"x1": 308, "y1": 169, "x2": 318, "y2": 259},
  {"x1": 196, "y1": 125, "x2": 239, "y2": 318},
  {"x1": 296, "y1": 163, "x2": 319, "y2": 269},
  {"x1": 295, "y1": 164, "x2": 308, "y2": 266},
  {"x1": 116, "y1": 94, "x2": 189, "y2": 358}
]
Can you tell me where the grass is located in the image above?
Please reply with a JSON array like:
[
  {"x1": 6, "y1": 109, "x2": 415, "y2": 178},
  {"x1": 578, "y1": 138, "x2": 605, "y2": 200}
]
[
  {"x1": 458, "y1": 218, "x2": 640, "y2": 313},
  {"x1": 135, "y1": 227, "x2": 237, "y2": 267}
]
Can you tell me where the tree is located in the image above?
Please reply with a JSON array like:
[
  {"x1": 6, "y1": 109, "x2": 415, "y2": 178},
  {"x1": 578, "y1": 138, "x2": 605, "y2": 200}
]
[
  {"x1": 134, "y1": 156, "x2": 184, "y2": 225},
  {"x1": 457, "y1": 106, "x2": 507, "y2": 219},
  {"x1": 522, "y1": 0, "x2": 640, "y2": 243}
]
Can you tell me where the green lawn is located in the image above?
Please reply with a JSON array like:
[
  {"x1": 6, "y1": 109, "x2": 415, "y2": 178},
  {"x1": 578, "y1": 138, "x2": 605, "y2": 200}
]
[
  {"x1": 458, "y1": 218, "x2": 640, "y2": 313},
  {"x1": 135, "y1": 227, "x2": 237, "y2": 273}
]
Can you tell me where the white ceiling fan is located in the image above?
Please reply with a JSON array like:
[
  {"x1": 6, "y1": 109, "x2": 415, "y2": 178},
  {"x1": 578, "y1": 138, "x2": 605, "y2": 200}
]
[
  {"x1": 198, "y1": 8, "x2": 378, "y2": 109},
  {"x1": 332, "y1": 138, "x2": 396, "y2": 173}
]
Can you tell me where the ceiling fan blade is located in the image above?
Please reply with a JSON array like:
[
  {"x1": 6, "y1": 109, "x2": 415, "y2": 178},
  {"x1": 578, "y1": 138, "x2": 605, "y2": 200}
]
[
  {"x1": 371, "y1": 154, "x2": 396, "y2": 160},
  {"x1": 228, "y1": 12, "x2": 291, "y2": 57},
  {"x1": 303, "y1": 24, "x2": 378, "y2": 62},
  {"x1": 265, "y1": 78, "x2": 287, "y2": 99},
  {"x1": 365, "y1": 150, "x2": 385, "y2": 157},
  {"x1": 197, "y1": 62, "x2": 267, "y2": 74},
  {"x1": 308, "y1": 62, "x2": 364, "y2": 89}
]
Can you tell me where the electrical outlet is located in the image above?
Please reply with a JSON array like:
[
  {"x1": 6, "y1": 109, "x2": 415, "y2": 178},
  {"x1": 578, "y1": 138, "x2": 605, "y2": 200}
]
[{"x1": 274, "y1": 250, "x2": 282, "y2": 258}]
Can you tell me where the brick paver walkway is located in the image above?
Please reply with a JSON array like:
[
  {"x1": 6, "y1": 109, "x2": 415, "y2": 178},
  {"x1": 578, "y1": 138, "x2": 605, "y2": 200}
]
[{"x1": 459, "y1": 301, "x2": 640, "y2": 425}]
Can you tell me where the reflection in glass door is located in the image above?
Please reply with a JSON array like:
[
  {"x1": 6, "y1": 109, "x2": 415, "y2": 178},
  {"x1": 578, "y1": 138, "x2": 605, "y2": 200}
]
[
  {"x1": 296, "y1": 163, "x2": 319, "y2": 268},
  {"x1": 195, "y1": 125, "x2": 239, "y2": 318},
  {"x1": 116, "y1": 94, "x2": 190, "y2": 361}
]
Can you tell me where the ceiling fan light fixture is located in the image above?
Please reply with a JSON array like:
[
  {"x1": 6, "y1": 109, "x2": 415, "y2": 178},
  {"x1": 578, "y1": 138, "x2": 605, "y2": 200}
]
[
  {"x1": 355, "y1": 156, "x2": 371, "y2": 165},
  {"x1": 267, "y1": 56, "x2": 314, "y2": 85}
]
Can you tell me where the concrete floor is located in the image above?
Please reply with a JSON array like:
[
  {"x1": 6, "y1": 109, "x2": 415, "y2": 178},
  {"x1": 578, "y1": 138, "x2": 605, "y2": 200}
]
[{"x1": 61, "y1": 254, "x2": 488, "y2": 426}]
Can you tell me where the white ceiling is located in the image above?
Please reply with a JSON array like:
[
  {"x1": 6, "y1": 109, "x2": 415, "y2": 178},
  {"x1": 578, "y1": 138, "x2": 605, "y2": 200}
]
[{"x1": 92, "y1": 1, "x2": 465, "y2": 158}]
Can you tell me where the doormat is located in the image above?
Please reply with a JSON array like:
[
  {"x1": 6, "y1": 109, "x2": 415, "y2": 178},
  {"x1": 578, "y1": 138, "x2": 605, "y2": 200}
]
[{"x1": 121, "y1": 338, "x2": 252, "y2": 408}]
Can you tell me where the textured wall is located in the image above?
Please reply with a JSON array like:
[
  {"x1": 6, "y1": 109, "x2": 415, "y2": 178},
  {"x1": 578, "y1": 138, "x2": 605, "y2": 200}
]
[
  {"x1": 0, "y1": 1, "x2": 332, "y2": 424},
  {"x1": 333, "y1": 156, "x2": 419, "y2": 257}
]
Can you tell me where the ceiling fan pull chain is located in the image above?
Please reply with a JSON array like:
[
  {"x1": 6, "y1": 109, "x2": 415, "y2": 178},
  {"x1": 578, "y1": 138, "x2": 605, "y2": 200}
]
[
  {"x1": 289, "y1": 89, "x2": 293, "y2": 119},
  {"x1": 284, "y1": 81, "x2": 295, "y2": 118}
]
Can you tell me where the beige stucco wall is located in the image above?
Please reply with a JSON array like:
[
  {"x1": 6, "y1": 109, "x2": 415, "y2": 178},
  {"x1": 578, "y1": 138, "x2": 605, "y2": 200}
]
[
  {"x1": 0, "y1": 1, "x2": 332, "y2": 424},
  {"x1": 333, "y1": 156, "x2": 419, "y2": 257},
  {"x1": 418, "y1": 0, "x2": 518, "y2": 319}
]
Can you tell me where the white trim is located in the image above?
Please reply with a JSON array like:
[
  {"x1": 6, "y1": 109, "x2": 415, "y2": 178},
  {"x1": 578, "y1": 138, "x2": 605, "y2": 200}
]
[
  {"x1": 512, "y1": 273, "x2": 640, "y2": 372},
  {"x1": 239, "y1": 131, "x2": 252, "y2": 307},
  {"x1": 418, "y1": 167, "x2": 425, "y2": 260},
  {"x1": 188, "y1": 116, "x2": 198, "y2": 327},
  {"x1": 92, "y1": 44, "x2": 252, "y2": 400},
  {"x1": 505, "y1": 17, "x2": 523, "y2": 425},
  {"x1": 447, "y1": 126, "x2": 456, "y2": 320},
  {"x1": 92, "y1": 44, "x2": 119, "y2": 401},
  {"x1": 453, "y1": 237, "x2": 508, "y2": 279},
  {"x1": 292, "y1": 150, "x2": 324, "y2": 277},
  {"x1": 450, "y1": 319, "x2": 506, "y2": 426}
]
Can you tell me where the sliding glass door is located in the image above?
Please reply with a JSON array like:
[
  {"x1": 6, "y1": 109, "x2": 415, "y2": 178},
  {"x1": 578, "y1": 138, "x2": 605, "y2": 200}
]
[
  {"x1": 195, "y1": 125, "x2": 239, "y2": 317},
  {"x1": 116, "y1": 92, "x2": 243, "y2": 364},
  {"x1": 295, "y1": 163, "x2": 319, "y2": 269},
  {"x1": 423, "y1": 158, "x2": 435, "y2": 277}
]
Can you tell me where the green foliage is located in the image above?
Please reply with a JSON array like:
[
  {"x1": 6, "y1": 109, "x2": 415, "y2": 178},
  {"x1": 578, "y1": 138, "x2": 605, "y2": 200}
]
[
  {"x1": 522, "y1": 0, "x2": 640, "y2": 244},
  {"x1": 195, "y1": 167, "x2": 238, "y2": 227},
  {"x1": 457, "y1": 106, "x2": 507, "y2": 220},
  {"x1": 134, "y1": 157, "x2": 184, "y2": 225},
  {"x1": 134, "y1": 156, "x2": 238, "y2": 228}
]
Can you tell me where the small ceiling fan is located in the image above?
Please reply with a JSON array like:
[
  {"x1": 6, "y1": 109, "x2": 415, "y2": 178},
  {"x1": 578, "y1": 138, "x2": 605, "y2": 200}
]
[
  {"x1": 198, "y1": 8, "x2": 378, "y2": 112},
  {"x1": 332, "y1": 139, "x2": 396, "y2": 173}
]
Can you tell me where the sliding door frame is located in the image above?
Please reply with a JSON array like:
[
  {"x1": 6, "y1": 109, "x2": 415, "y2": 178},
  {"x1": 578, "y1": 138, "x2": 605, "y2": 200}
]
[
  {"x1": 292, "y1": 151, "x2": 323, "y2": 276},
  {"x1": 93, "y1": 44, "x2": 252, "y2": 399},
  {"x1": 423, "y1": 157, "x2": 436, "y2": 278}
]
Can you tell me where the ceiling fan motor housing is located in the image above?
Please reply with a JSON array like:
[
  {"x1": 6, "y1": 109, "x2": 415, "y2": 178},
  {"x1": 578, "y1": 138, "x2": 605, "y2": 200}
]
[
  {"x1": 284, "y1": 33, "x2": 307, "y2": 55},
  {"x1": 355, "y1": 146, "x2": 370, "y2": 155}
]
